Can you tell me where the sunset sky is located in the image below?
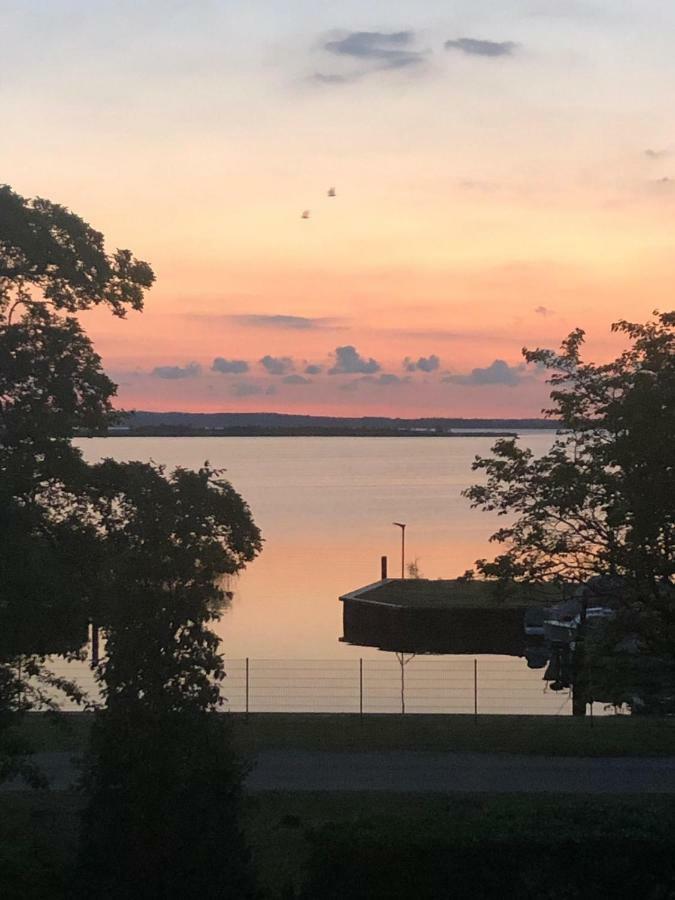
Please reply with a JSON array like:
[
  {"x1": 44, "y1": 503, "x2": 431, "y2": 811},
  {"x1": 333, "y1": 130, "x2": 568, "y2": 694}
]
[{"x1": 3, "y1": 0, "x2": 675, "y2": 416}]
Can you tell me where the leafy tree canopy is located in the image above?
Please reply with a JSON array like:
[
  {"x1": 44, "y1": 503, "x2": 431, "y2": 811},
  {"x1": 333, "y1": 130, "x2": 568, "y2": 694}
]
[
  {"x1": 465, "y1": 311, "x2": 675, "y2": 595},
  {"x1": 0, "y1": 184, "x2": 154, "y2": 321}
]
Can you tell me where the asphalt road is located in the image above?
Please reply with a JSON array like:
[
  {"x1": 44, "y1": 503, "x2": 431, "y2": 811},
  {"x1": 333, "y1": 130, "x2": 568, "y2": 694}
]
[{"x1": 4, "y1": 750, "x2": 675, "y2": 794}]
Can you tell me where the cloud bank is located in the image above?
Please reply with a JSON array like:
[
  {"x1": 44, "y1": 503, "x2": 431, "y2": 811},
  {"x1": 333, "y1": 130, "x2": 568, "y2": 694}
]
[
  {"x1": 152, "y1": 362, "x2": 201, "y2": 380},
  {"x1": 443, "y1": 359, "x2": 527, "y2": 386}
]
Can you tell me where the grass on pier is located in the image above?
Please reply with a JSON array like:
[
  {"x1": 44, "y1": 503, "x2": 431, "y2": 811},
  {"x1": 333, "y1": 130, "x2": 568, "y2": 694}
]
[{"x1": 344, "y1": 578, "x2": 566, "y2": 609}]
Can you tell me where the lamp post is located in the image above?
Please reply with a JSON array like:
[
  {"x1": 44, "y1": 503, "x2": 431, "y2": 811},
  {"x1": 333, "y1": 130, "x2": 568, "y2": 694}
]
[{"x1": 393, "y1": 522, "x2": 406, "y2": 579}]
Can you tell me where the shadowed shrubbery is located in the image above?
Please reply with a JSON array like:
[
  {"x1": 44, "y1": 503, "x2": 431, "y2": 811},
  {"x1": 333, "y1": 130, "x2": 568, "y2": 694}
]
[{"x1": 300, "y1": 818, "x2": 675, "y2": 899}]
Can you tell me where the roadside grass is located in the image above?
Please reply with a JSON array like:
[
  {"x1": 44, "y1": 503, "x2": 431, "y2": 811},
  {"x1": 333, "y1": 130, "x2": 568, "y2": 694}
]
[
  {"x1": 5, "y1": 789, "x2": 672, "y2": 899},
  {"x1": 15, "y1": 711, "x2": 675, "y2": 757},
  {"x1": 232, "y1": 712, "x2": 675, "y2": 757},
  {"x1": 245, "y1": 791, "x2": 675, "y2": 897}
]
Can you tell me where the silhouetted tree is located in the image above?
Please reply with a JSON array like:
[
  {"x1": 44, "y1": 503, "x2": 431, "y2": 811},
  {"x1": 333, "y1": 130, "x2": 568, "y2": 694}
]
[
  {"x1": 0, "y1": 184, "x2": 154, "y2": 781},
  {"x1": 465, "y1": 311, "x2": 674, "y2": 591},
  {"x1": 464, "y1": 311, "x2": 675, "y2": 709},
  {"x1": 2, "y1": 184, "x2": 263, "y2": 893},
  {"x1": 79, "y1": 461, "x2": 261, "y2": 898}
]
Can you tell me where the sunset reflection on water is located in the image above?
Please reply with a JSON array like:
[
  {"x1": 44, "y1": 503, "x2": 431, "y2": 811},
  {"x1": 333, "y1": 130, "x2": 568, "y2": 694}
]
[{"x1": 75, "y1": 434, "x2": 582, "y2": 714}]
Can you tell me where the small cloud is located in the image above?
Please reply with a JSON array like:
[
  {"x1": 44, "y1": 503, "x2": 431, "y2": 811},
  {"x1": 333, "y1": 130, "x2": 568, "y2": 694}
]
[
  {"x1": 231, "y1": 314, "x2": 339, "y2": 330},
  {"x1": 282, "y1": 374, "x2": 312, "y2": 385},
  {"x1": 305, "y1": 364, "x2": 323, "y2": 375},
  {"x1": 317, "y1": 30, "x2": 427, "y2": 82},
  {"x1": 534, "y1": 306, "x2": 554, "y2": 317},
  {"x1": 231, "y1": 381, "x2": 264, "y2": 397},
  {"x1": 211, "y1": 357, "x2": 249, "y2": 374},
  {"x1": 325, "y1": 30, "x2": 424, "y2": 69},
  {"x1": 444, "y1": 37, "x2": 517, "y2": 57},
  {"x1": 404, "y1": 354, "x2": 440, "y2": 372},
  {"x1": 443, "y1": 359, "x2": 527, "y2": 387},
  {"x1": 329, "y1": 345, "x2": 381, "y2": 375},
  {"x1": 151, "y1": 362, "x2": 201, "y2": 380},
  {"x1": 645, "y1": 148, "x2": 669, "y2": 160},
  {"x1": 260, "y1": 355, "x2": 294, "y2": 375},
  {"x1": 312, "y1": 72, "x2": 353, "y2": 85},
  {"x1": 459, "y1": 179, "x2": 500, "y2": 192}
]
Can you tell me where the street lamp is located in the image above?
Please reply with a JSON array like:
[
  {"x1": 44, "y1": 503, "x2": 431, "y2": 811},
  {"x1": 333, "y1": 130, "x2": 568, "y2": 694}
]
[{"x1": 393, "y1": 522, "x2": 406, "y2": 579}]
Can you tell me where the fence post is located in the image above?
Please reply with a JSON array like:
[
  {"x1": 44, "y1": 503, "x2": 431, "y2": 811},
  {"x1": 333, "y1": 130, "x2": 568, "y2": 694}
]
[
  {"x1": 359, "y1": 658, "x2": 363, "y2": 721},
  {"x1": 245, "y1": 657, "x2": 250, "y2": 720},
  {"x1": 90, "y1": 622, "x2": 100, "y2": 669},
  {"x1": 474, "y1": 658, "x2": 478, "y2": 723},
  {"x1": 589, "y1": 665, "x2": 594, "y2": 729}
]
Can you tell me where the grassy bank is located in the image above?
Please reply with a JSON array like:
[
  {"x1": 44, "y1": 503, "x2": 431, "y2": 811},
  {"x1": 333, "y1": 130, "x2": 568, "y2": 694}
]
[{"x1": 16, "y1": 711, "x2": 675, "y2": 757}]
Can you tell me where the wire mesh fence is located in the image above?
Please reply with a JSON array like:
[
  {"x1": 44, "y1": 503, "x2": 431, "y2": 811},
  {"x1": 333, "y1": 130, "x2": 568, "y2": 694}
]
[
  {"x1": 35, "y1": 655, "x2": 622, "y2": 717},
  {"x1": 220, "y1": 657, "x2": 584, "y2": 716}
]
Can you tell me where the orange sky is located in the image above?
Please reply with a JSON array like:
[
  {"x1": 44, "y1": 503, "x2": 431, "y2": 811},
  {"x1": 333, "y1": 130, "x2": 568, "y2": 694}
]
[{"x1": 4, "y1": 1, "x2": 675, "y2": 416}]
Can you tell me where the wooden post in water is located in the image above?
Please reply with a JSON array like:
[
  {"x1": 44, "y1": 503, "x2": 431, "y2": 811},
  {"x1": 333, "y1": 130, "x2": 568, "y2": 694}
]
[
  {"x1": 381, "y1": 556, "x2": 388, "y2": 580},
  {"x1": 245, "y1": 657, "x2": 250, "y2": 720},
  {"x1": 401, "y1": 660, "x2": 405, "y2": 715},
  {"x1": 359, "y1": 658, "x2": 363, "y2": 722},
  {"x1": 90, "y1": 623, "x2": 99, "y2": 669},
  {"x1": 474, "y1": 658, "x2": 478, "y2": 723}
]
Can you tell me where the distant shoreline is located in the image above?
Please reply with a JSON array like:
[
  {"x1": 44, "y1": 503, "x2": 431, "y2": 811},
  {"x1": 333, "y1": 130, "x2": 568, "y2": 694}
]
[
  {"x1": 88, "y1": 428, "x2": 523, "y2": 438},
  {"x1": 86, "y1": 411, "x2": 560, "y2": 439}
]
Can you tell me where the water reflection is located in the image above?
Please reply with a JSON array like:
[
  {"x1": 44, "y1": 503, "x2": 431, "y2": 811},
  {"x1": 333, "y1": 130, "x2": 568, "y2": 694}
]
[{"x1": 65, "y1": 436, "x2": 673, "y2": 717}]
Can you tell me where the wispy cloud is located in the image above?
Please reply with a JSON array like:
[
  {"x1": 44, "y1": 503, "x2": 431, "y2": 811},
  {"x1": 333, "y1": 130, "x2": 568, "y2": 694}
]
[
  {"x1": 152, "y1": 362, "x2": 201, "y2": 380},
  {"x1": 315, "y1": 30, "x2": 427, "y2": 83},
  {"x1": 444, "y1": 37, "x2": 517, "y2": 58},
  {"x1": 282, "y1": 374, "x2": 312, "y2": 385},
  {"x1": 534, "y1": 306, "x2": 554, "y2": 317},
  {"x1": 305, "y1": 364, "x2": 323, "y2": 375},
  {"x1": 229, "y1": 314, "x2": 342, "y2": 330},
  {"x1": 211, "y1": 357, "x2": 249, "y2": 374},
  {"x1": 231, "y1": 381, "x2": 276, "y2": 397},
  {"x1": 329, "y1": 345, "x2": 380, "y2": 375},
  {"x1": 645, "y1": 148, "x2": 670, "y2": 160},
  {"x1": 340, "y1": 373, "x2": 410, "y2": 391}
]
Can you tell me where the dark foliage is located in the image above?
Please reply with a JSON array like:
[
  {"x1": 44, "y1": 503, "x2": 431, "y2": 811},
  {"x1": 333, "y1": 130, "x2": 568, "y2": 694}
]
[
  {"x1": 78, "y1": 460, "x2": 261, "y2": 897},
  {"x1": 80, "y1": 711, "x2": 257, "y2": 899},
  {"x1": 1, "y1": 184, "x2": 261, "y2": 900},
  {"x1": 0, "y1": 183, "x2": 154, "y2": 320},
  {"x1": 464, "y1": 311, "x2": 675, "y2": 712},
  {"x1": 464, "y1": 311, "x2": 674, "y2": 590},
  {"x1": 301, "y1": 820, "x2": 675, "y2": 899},
  {"x1": 0, "y1": 184, "x2": 154, "y2": 783}
]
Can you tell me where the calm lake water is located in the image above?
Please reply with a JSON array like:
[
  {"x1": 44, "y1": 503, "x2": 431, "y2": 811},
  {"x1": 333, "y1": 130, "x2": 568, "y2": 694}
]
[
  {"x1": 77, "y1": 433, "x2": 555, "y2": 660},
  {"x1": 73, "y1": 433, "x2": 584, "y2": 715}
]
